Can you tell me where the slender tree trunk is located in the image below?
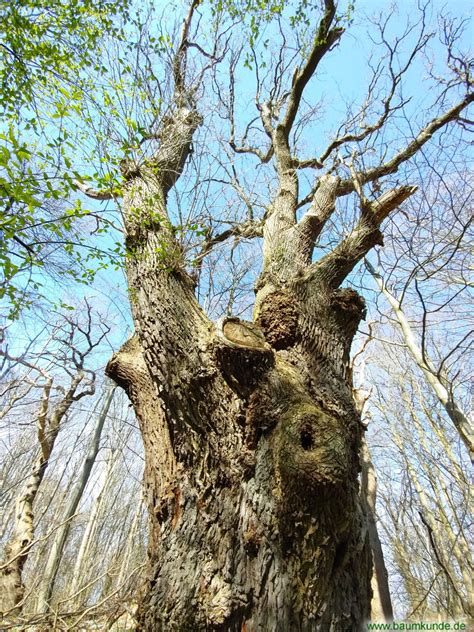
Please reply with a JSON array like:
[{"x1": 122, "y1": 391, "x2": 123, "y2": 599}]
[
  {"x1": 365, "y1": 260, "x2": 473, "y2": 462},
  {"x1": 391, "y1": 426, "x2": 473, "y2": 618},
  {"x1": 69, "y1": 449, "x2": 118, "y2": 606},
  {"x1": 0, "y1": 372, "x2": 87, "y2": 617},
  {"x1": 0, "y1": 448, "x2": 50, "y2": 618},
  {"x1": 36, "y1": 383, "x2": 116, "y2": 612},
  {"x1": 360, "y1": 440, "x2": 393, "y2": 623},
  {"x1": 116, "y1": 494, "x2": 145, "y2": 590}
]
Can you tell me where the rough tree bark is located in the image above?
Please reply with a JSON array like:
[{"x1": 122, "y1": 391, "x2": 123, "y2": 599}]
[
  {"x1": 88, "y1": 1, "x2": 474, "y2": 629},
  {"x1": 108, "y1": 169, "x2": 375, "y2": 629}
]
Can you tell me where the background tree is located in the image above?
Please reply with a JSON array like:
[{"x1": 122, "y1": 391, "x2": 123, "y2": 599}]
[
  {"x1": 0, "y1": 334, "x2": 146, "y2": 629},
  {"x1": 35, "y1": 382, "x2": 116, "y2": 612},
  {"x1": 358, "y1": 153, "x2": 472, "y2": 619},
  {"x1": 0, "y1": 304, "x2": 107, "y2": 615},
  {"x1": 365, "y1": 349, "x2": 472, "y2": 619}
]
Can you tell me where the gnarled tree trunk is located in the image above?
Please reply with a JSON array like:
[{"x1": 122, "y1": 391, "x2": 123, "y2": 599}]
[
  {"x1": 105, "y1": 105, "x2": 374, "y2": 630},
  {"x1": 98, "y1": 2, "x2": 473, "y2": 629},
  {"x1": 107, "y1": 214, "x2": 373, "y2": 628}
]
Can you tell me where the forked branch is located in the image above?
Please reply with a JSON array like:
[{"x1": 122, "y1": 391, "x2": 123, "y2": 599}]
[
  {"x1": 173, "y1": 0, "x2": 201, "y2": 98},
  {"x1": 365, "y1": 259, "x2": 473, "y2": 462},
  {"x1": 313, "y1": 184, "x2": 417, "y2": 287}
]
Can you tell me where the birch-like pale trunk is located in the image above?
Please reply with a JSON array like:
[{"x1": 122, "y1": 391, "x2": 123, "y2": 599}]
[
  {"x1": 360, "y1": 440, "x2": 394, "y2": 623},
  {"x1": 116, "y1": 494, "x2": 145, "y2": 590},
  {"x1": 35, "y1": 383, "x2": 116, "y2": 612},
  {"x1": 0, "y1": 371, "x2": 91, "y2": 617},
  {"x1": 389, "y1": 405, "x2": 473, "y2": 618},
  {"x1": 366, "y1": 260, "x2": 473, "y2": 462},
  {"x1": 68, "y1": 450, "x2": 118, "y2": 607}
]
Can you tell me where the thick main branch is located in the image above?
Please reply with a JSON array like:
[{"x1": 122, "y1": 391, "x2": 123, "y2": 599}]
[{"x1": 313, "y1": 185, "x2": 417, "y2": 287}]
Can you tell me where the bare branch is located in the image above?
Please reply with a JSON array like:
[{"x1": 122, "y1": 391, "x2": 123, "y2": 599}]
[
  {"x1": 365, "y1": 259, "x2": 473, "y2": 462},
  {"x1": 229, "y1": 140, "x2": 274, "y2": 163},
  {"x1": 312, "y1": 185, "x2": 417, "y2": 287},
  {"x1": 305, "y1": 6, "x2": 432, "y2": 170},
  {"x1": 337, "y1": 92, "x2": 474, "y2": 195},
  {"x1": 73, "y1": 179, "x2": 115, "y2": 201},
  {"x1": 173, "y1": 0, "x2": 200, "y2": 97},
  {"x1": 280, "y1": 0, "x2": 343, "y2": 136},
  {"x1": 368, "y1": 185, "x2": 419, "y2": 224},
  {"x1": 418, "y1": 510, "x2": 470, "y2": 613},
  {"x1": 195, "y1": 219, "x2": 263, "y2": 266},
  {"x1": 228, "y1": 54, "x2": 274, "y2": 162}
]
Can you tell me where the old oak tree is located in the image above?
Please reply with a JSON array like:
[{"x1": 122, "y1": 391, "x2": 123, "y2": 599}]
[{"x1": 75, "y1": 0, "x2": 473, "y2": 629}]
